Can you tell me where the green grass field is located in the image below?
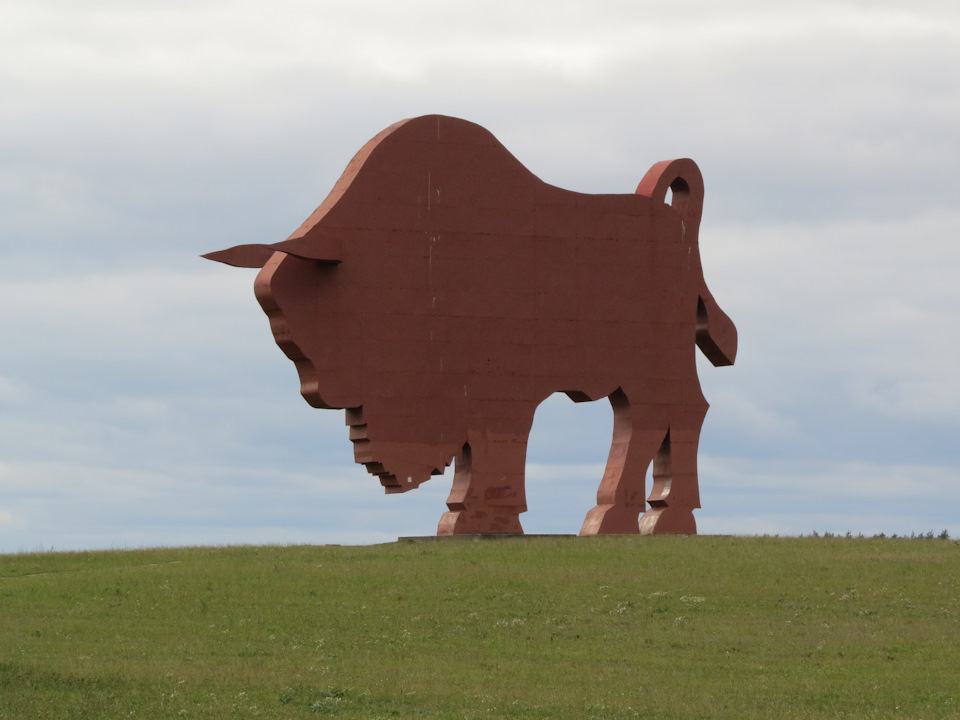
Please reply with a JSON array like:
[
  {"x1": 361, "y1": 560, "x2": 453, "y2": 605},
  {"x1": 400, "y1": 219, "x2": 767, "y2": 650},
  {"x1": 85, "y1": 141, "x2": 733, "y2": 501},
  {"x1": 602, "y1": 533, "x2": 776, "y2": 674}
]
[{"x1": 1, "y1": 536, "x2": 958, "y2": 719}]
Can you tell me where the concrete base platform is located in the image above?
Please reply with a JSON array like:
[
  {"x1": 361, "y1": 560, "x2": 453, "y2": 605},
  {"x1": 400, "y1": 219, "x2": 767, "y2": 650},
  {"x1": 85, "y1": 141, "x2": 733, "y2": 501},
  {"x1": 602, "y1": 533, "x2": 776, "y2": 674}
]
[{"x1": 398, "y1": 534, "x2": 578, "y2": 542}]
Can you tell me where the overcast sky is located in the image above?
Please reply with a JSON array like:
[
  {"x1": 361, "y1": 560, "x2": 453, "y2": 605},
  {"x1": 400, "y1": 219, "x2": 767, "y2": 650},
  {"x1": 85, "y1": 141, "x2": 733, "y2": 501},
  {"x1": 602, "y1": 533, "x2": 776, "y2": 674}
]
[{"x1": 2, "y1": 0, "x2": 959, "y2": 552}]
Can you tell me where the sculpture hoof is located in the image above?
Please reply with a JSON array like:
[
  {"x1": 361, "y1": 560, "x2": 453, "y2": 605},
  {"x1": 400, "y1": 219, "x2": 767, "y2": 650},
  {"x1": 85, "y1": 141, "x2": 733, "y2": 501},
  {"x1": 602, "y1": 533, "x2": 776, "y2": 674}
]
[
  {"x1": 639, "y1": 507, "x2": 697, "y2": 535},
  {"x1": 579, "y1": 504, "x2": 642, "y2": 535},
  {"x1": 438, "y1": 509, "x2": 524, "y2": 535}
]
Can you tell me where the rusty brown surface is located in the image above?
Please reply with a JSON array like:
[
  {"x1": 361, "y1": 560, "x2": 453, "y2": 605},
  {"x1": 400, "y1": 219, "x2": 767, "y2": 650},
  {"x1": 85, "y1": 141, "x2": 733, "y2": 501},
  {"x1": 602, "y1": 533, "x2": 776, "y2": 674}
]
[{"x1": 205, "y1": 114, "x2": 737, "y2": 535}]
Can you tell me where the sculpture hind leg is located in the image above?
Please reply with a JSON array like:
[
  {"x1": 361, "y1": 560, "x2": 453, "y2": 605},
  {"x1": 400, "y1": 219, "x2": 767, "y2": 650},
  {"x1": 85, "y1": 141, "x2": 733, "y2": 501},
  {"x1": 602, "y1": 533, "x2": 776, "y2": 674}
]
[
  {"x1": 639, "y1": 404, "x2": 708, "y2": 535},
  {"x1": 580, "y1": 389, "x2": 663, "y2": 535},
  {"x1": 580, "y1": 389, "x2": 708, "y2": 535},
  {"x1": 437, "y1": 426, "x2": 530, "y2": 535}
]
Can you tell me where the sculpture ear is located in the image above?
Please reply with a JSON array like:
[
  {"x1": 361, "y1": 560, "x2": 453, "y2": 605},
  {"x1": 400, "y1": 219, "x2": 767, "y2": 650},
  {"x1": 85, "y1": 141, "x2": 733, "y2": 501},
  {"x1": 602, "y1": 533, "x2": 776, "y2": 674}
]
[
  {"x1": 203, "y1": 236, "x2": 342, "y2": 268},
  {"x1": 269, "y1": 236, "x2": 342, "y2": 264},
  {"x1": 636, "y1": 158, "x2": 704, "y2": 225}
]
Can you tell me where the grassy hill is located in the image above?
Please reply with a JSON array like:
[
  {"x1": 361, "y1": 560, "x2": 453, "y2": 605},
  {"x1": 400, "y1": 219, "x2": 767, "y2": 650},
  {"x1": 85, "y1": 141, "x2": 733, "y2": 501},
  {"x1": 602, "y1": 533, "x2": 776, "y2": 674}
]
[{"x1": 1, "y1": 536, "x2": 958, "y2": 719}]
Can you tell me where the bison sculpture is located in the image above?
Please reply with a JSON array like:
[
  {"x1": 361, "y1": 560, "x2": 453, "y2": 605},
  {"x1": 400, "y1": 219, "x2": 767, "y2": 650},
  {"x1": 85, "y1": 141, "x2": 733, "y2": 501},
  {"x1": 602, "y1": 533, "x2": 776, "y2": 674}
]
[{"x1": 205, "y1": 114, "x2": 737, "y2": 535}]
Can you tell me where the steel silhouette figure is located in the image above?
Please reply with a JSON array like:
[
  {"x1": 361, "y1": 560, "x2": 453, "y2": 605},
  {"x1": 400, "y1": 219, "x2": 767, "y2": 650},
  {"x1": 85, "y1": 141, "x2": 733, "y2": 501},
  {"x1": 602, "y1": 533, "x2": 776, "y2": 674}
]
[{"x1": 205, "y1": 115, "x2": 737, "y2": 535}]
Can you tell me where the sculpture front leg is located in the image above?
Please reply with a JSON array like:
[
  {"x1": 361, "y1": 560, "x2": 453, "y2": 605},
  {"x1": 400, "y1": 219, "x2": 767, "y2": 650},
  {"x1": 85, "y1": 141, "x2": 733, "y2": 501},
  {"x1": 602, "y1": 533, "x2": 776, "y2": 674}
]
[{"x1": 437, "y1": 430, "x2": 529, "y2": 535}]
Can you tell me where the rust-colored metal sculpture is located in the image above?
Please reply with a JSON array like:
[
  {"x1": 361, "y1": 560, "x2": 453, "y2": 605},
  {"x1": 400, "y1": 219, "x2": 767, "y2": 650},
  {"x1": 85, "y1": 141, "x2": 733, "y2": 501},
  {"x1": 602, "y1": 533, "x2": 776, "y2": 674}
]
[{"x1": 205, "y1": 115, "x2": 737, "y2": 535}]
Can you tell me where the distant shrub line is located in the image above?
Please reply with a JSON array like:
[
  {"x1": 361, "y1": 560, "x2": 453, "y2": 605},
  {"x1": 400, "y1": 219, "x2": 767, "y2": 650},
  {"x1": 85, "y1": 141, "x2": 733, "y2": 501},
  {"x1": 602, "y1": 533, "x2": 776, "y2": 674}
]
[{"x1": 804, "y1": 529, "x2": 951, "y2": 540}]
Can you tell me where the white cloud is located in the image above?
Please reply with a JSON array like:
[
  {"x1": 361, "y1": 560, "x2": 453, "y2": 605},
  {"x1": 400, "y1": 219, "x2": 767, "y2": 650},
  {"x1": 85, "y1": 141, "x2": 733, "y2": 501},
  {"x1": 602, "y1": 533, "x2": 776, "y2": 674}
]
[
  {"x1": 0, "y1": 458, "x2": 454, "y2": 553},
  {"x1": 698, "y1": 456, "x2": 960, "y2": 537},
  {"x1": 0, "y1": 268, "x2": 263, "y2": 373},
  {"x1": 696, "y1": 211, "x2": 960, "y2": 424}
]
